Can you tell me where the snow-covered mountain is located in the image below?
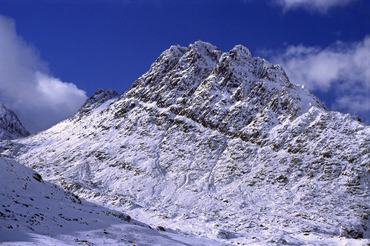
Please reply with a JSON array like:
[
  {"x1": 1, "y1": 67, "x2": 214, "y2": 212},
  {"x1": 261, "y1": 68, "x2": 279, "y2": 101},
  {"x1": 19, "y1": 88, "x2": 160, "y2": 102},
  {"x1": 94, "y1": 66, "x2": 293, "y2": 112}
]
[
  {"x1": 2, "y1": 41, "x2": 369, "y2": 245},
  {"x1": 0, "y1": 104, "x2": 29, "y2": 140}
]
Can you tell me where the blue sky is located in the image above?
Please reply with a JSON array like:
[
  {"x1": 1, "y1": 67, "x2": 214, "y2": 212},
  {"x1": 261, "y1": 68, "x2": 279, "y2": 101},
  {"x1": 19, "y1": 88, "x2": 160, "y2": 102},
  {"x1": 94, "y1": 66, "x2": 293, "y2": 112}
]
[{"x1": 0, "y1": 0, "x2": 369, "y2": 132}]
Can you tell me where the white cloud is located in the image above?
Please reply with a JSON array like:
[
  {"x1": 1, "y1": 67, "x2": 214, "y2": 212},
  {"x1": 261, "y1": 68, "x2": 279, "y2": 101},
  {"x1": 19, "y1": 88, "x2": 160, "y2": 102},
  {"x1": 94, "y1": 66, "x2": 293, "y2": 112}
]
[
  {"x1": 335, "y1": 91, "x2": 370, "y2": 116},
  {"x1": 267, "y1": 36, "x2": 370, "y2": 123},
  {"x1": 270, "y1": 36, "x2": 370, "y2": 91},
  {"x1": 273, "y1": 0, "x2": 357, "y2": 13},
  {"x1": 0, "y1": 14, "x2": 87, "y2": 133}
]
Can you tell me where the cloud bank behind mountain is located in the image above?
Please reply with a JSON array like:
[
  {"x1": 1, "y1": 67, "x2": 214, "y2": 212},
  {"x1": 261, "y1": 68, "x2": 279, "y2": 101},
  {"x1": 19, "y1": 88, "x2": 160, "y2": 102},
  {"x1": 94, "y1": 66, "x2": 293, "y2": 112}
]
[
  {"x1": 0, "y1": 14, "x2": 87, "y2": 133},
  {"x1": 265, "y1": 36, "x2": 370, "y2": 123}
]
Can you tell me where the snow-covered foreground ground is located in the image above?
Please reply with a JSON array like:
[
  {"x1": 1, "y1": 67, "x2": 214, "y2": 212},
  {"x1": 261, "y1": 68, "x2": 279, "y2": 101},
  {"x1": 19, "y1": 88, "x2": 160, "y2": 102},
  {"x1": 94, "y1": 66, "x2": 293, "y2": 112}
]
[
  {"x1": 1, "y1": 156, "x2": 368, "y2": 245},
  {"x1": 0, "y1": 157, "x2": 226, "y2": 246}
]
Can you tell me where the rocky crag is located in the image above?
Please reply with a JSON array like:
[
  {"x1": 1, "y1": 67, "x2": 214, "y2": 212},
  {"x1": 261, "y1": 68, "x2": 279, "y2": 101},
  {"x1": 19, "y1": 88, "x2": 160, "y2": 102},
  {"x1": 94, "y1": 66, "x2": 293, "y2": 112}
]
[{"x1": 0, "y1": 103, "x2": 29, "y2": 140}]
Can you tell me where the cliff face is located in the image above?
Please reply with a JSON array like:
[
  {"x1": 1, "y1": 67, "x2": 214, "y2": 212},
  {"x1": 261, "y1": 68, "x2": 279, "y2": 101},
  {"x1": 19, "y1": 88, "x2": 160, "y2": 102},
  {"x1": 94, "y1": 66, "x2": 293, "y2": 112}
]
[{"x1": 9, "y1": 41, "x2": 369, "y2": 244}]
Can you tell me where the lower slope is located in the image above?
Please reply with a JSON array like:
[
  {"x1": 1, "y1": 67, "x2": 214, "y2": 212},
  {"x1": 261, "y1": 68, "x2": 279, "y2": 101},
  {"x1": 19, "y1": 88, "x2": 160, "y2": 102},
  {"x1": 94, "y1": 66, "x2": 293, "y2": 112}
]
[{"x1": 0, "y1": 157, "x2": 224, "y2": 246}]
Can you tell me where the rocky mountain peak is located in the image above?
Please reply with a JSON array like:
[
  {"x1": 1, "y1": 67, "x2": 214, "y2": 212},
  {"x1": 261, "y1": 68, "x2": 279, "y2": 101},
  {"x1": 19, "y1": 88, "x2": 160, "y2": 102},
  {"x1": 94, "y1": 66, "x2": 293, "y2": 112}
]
[
  {"x1": 123, "y1": 41, "x2": 325, "y2": 144},
  {"x1": 187, "y1": 40, "x2": 221, "y2": 57},
  {"x1": 75, "y1": 88, "x2": 118, "y2": 118},
  {"x1": 0, "y1": 103, "x2": 29, "y2": 140},
  {"x1": 155, "y1": 45, "x2": 187, "y2": 65},
  {"x1": 84, "y1": 88, "x2": 118, "y2": 107},
  {"x1": 228, "y1": 44, "x2": 252, "y2": 60}
]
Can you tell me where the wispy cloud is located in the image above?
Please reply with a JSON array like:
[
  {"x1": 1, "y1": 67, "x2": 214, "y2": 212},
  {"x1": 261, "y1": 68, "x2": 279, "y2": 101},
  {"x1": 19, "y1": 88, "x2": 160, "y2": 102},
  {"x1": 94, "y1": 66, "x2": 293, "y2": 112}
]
[
  {"x1": 335, "y1": 88, "x2": 370, "y2": 118},
  {"x1": 272, "y1": 0, "x2": 358, "y2": 13},
  {"x1": 0, "y1": 14, "x2": 87, "y2": 133},
  {"x1": 268, "y1": 37, "x2": 370, "y2": 91},
  {"x1": 265, "y1": 36, "x2": 370, "y2": 122}
]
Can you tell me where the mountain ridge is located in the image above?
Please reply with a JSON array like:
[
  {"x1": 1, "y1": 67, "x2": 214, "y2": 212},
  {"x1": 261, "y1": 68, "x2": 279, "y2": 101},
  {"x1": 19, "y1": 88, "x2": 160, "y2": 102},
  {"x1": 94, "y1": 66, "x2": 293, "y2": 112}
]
[{"x1": 120, "y1": 41, "x2": 328, "y2": 144}]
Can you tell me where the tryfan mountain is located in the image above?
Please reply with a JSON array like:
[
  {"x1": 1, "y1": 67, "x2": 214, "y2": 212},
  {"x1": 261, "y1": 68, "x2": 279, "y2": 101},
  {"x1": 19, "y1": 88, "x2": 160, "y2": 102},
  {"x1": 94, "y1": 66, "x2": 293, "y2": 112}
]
[{"x1": 1, "y1": 41, "x2": 369, "y2": 245}]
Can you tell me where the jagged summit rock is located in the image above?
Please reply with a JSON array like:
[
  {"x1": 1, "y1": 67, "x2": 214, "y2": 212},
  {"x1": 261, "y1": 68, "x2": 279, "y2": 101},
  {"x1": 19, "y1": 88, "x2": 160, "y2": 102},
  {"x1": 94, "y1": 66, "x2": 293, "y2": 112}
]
[
  {"x1": 7, "y1": 41, "x2": 370, "y2": 244},
  {"x1": 0, "y1": 103, "x2": 29, "y2": 140},
  {"x1": 80, "y1": 88, "x2": 118, "y2": 110},
  {"x1": 125, "y1": 41, "x2": 326, "y2": 143}
]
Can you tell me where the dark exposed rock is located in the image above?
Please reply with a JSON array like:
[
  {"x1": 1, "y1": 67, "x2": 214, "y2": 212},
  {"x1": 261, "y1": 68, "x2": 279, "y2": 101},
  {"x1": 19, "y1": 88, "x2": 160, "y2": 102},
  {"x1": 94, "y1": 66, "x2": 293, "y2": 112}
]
[{"x1": 0, "y1": 104, "x2": 29, "y2": 140}]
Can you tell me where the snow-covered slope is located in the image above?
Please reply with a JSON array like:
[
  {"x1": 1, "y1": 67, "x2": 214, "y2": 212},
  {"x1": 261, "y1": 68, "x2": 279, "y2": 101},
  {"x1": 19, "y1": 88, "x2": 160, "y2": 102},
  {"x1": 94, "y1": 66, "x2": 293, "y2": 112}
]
[
  {"x1": 0, "y1": 104, "x2": 29, "y2": 140},
  {"x1": 0, "y1": 157, "x2": 225, "y2": 245},
  {"x1": 4, "y1": 41, "x2": 370, "y2": 245}
]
